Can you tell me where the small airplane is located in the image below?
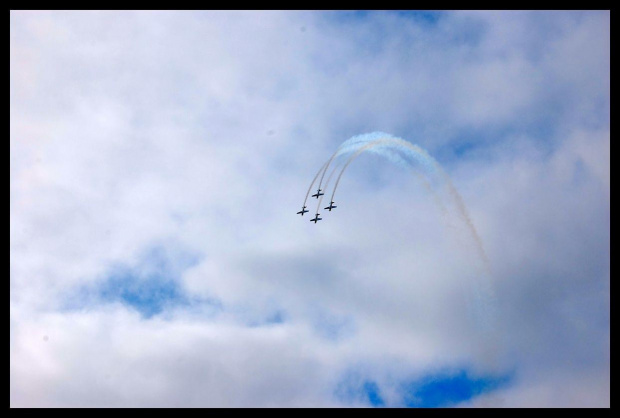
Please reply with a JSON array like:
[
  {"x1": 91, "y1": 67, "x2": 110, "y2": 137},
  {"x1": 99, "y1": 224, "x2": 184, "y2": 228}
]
[
  {"x1": 324, "y1": 201, "x2": 337, "y2": 211},
  {"x1": 310, "y1": 213, "x2": 322, "y2": 223},
  {"x1": 311, "y1": 188, "x2": 324, "y2": 198},
  {"x1": 297, "y1": 206, "x2": 309, "y2": 216}
]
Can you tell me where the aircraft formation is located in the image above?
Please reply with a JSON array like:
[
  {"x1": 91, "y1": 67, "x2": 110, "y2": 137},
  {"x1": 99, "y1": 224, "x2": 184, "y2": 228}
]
[
  {"x1": 298, "y1": 132, "x2": 489, "y2": 276},
  {"x1": 297, "y1": 188, "x2": 336, "y2": 223},
  {"x1": 298, "y1": 132, "x2": 438, "y2": 225},
  {"x1": 297, "y1": 132, "x2": 460, "y2": 227}
]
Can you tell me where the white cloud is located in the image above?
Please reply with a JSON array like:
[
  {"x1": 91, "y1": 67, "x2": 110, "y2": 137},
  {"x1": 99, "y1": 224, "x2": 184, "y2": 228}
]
[{"x1": 11, "y1": 10, "x2": 609, "y2": 407}]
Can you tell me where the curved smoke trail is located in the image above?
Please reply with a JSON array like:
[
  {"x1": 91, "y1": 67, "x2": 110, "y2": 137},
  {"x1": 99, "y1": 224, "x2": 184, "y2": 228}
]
[
  {"x1": 316, "y1": 154, "x2": 335, "y2": 195},
  {"x1": 313, "y1": 139, "x2": 416, "y2": 216},
  {"x1": 315, "y1": 161, "x2": 342, "y2": 216},
  {"x1": 327, "y1": 138, "x2": 449, "y2": 217},
  {"x1": 314, "y1": 144, "x2": 353, "y2": 197},
  {"x1": 309, "y1": 132, "x2": 393, "y2": 203},
  {"x1": 303, "y1": 160, "x2": 329, "y2": 208},
  {"x1": 312, "y1": 133, "x2": 489, "y2": 275},
  {"x1": 304, "y1": 143, "x2": 359, "y2": 209},
  {"x1": 329, "y1": 139, "x2": 396, "y2": 205}
]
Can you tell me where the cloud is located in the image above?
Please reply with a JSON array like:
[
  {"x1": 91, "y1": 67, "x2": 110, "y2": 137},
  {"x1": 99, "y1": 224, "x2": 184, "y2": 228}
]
[{"x1": 11, "y1": 10, "x2": 609, "y2": 407}]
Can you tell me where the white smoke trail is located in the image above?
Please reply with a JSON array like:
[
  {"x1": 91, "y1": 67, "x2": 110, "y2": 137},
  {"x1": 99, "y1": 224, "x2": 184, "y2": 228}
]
[
  {"x1": 303, "y1": 160, "x2": 329, "y2": 209},
  {"x1": 329, "y1": 139, "x2": 396, "y2": 205},
  {"x1": 303, "y1": 141, "x2": 364, "y2": 209},
  {"x1": 328, "y1": 138, "x2": 448, "y2": 218},
  {"x1": 308, "y1": 133, "x2": 393, "y2": 208},
  {"x1": 315, "y1": 161, "x2": 342, "y2": 217},
  {"x1": 321, "y1": 133, "x2": 489, "y2": 273}
]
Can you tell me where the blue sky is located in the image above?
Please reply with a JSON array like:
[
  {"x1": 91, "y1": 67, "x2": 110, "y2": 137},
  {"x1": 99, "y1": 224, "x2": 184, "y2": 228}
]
[
  {"x1": 336, "y1": 368, "x2": 512, "y2": 407},
  {"x1": 10, "y1": 10, "x2": 609, "y2": 407}
]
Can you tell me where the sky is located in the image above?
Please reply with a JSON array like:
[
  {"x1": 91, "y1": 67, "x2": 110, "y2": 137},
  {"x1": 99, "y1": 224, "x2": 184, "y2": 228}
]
[{"x1": 10, "y1": 10, "x2": 610, "y2": 407}]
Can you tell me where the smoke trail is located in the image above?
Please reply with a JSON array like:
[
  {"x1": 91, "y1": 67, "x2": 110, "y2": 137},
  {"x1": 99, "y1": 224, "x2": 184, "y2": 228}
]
[
  {"x1": 324, "y1": 133, "x2": 490, "y2": 274},
  {"x1": 314, "y1": 143, "x2": 355, "y2": 197},
  {"x1": 329, "y1": 139, "x2": 449, "y2": 218},
  {"x1": 303, "y1": 160, "x2": 329, "y2": 208},
  {"x1": 303, "y1": 132, "x2": 490, "y2": 276},
  {"x1": 316, "y1": 154, "x2": 335, "y2": 195},
  {"x1": 328, "y1": 137, "x2": 440, "y2": 208},
  {"x1": 303, "y1": 139, "x2": 367, "y2": 209},
  {"x1": 329, "y1": 139, "x2": 396, "y2": 205},
  {"x1": 311, "y1": 132, "x2": 394, "y2": 204},
  {"x1": 436, "y1": 168, "x2": 491, "y2": 275},
  {"x1": 315, "y1": 161, "x2": 342, "y2": 217}
]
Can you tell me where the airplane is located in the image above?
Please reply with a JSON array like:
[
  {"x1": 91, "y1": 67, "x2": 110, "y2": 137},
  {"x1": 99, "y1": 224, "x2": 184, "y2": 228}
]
[
  {"x1": 311, "y1": 188, "x2": 324, "y2": 198},
  {"x1": 297, "y1": 206, "x2": 309, "y2": 216},
  {"x1": 310, "y1": 213, "x2": 322, "y2": 223},
  {"x1": 324, "y1": 201, "x2": 337, "y2": 211}
]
